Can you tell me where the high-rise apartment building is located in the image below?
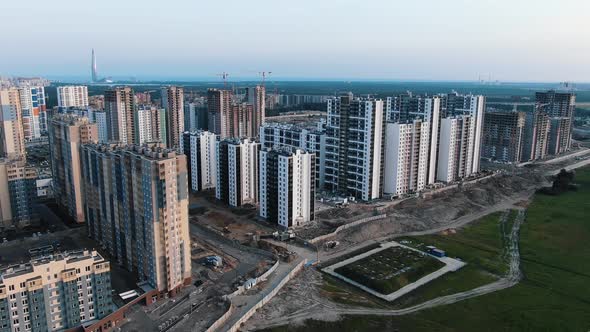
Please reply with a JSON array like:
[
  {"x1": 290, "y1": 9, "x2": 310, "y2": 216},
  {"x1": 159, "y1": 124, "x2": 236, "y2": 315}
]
[
  {"x1": 0, "y1": 89, "x2": 26, "y2": 159},
  {"x1": 383, "y1": 120, "x2": 430, "y2": 196},
  {"x1": 441, "y1": 93, "x2": 486, "y2": 175},
  {"x1": 184, "y1": 102, "x2": 208, "y2": 132},
  {"x1": 135, "y1": 106, "x2": 166, "y2": 145},
  {"x1": 81, "y1": 143, "x2": 191, "y2": 295},
  {"x1": 216, "y1": 138, "x2": 260, "y2": 207},
  {"x1": 48, "y1": 114, "x2": 98, "y2": 223},
  {"x1": 18, "y1": 86, "x2": 46, "y2": 139},
  {"x1": 93, "y1": 110, "x2": 109, "y2": 143},
  {"x1": 522, "y1": 111, "x2": 551, "y2": 161},
  {"x1": 161, "y1": 86, "x2": 184, "y2": 149},
  {"x1": 105, "y1": 87, "x2": 135, "y2": 144},
  {"x1": 437, "y1": 115, "x2": 475, "y2": 183},
  {"x1": 182, "y1": 131, "x2": 217, "y2": 192},
  {"x1": 384, "y1": 94, "x2": 442, "y2": 184},
  {"x1": 259, "y1": 148, "x2": 315, "y2": 228},
  {"x1": 482, "y1": 111, "x2": 526, "y2": 163},
  {"x1": 259, "y1": 122, "x2": 326, "y2": 188},
  {"x1": 57, "y1": 86, "x2": 89, "y2": 108},
  {"x1": 0, "y1": 159, "x2": 38, "y2": 228},
  {"x1": 246, "y1": 85, "x2": 266, "y2": 133},
  {"x1": 325, "y1": 94, "x2": 385, "y2": 200},
  {"x1": 535, "y1": 91, "x2": 575, "y2": 155},
  {"x1": 0, "y1": 250, "x2": 113, "y2": 332},
  {"x1": 207, "y1": 89, "x2": 232, "y2": 138}
]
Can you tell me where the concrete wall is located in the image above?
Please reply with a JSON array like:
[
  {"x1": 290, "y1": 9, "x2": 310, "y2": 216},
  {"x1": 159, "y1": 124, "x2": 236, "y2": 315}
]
[
  {"x1": 224, "y1": 260, "x2": 280, "y2": 300},
  {"x1": 309, "y1": 214, "x2": 387, "y2": 245},
  {"x1": 224, "y1": 259, "x2": 307, "y2": 332},
  {"x1": 205, "y1": 303, "x2": 234, "y2": 332}
]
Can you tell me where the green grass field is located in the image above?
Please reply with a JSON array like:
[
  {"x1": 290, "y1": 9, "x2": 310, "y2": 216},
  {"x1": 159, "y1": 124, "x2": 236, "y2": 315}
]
[
  {"x1": 390, "y1": 209, "x2": 516, "y2": 307},
  {"x1": 334, "y1": 246, "x2": 445, "y2": 294},
  {"x1": 263, "y1": 166, "x2": 590, "y2": 332}
]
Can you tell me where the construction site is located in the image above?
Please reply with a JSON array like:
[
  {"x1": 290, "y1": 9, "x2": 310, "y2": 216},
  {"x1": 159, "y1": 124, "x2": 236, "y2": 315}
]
[{"x1": 115, "y1": 146, "x2": 590, "y2": 331}]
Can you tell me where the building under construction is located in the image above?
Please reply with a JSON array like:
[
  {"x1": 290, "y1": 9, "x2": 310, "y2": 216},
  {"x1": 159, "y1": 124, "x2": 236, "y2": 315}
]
[{"x1": 482, "y1": 111, "x2": 525, "y2": 163}]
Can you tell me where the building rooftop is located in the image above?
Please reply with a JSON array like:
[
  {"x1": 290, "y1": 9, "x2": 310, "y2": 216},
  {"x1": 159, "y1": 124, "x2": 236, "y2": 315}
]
[
  {"x1": 0, "y1": 249, "x2": 105, "y2": 281},
  {"x1": 83, "y1": 142, "x2": 178, "y2": 160}
]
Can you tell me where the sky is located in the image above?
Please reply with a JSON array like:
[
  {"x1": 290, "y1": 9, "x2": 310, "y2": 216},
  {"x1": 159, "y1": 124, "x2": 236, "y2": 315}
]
[{"x1": 1, "y1": 0, "x2": 589, "y2": 82}]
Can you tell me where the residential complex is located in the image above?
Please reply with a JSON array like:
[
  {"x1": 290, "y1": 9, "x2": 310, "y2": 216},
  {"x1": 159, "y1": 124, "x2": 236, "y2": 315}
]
[
  {"x1": 0, "y1": 89, "x2": 26, "y2": 159},
  {"x1": 0, "y1": 250, "x2": 113, "y2": 332},
  {"x1": 48, "y1": 114, "x2": 98, "y2": 223},
  {"x1": 216, "y1": 138, "x2": 260, "y2": 207},
  {"x1": 482, "y1": 111, "x2": 526, "y2": 163},
  {"x1": 259, "y1": 148, "x2": 315, "y2": 228},
  {"x1": 182, "y1": 131, "x2": 217, "y2": 192},
  {"x1": 57, "y1": 86, "x2": 89, "y2": 108},
  {"x1": 259, "y1": 122, "x2": 326, "y2": 188},
  {"x1": 536, "y1": 90, "x2": 575, "y2": 155},
  {"x1": 325, "y1": 94, "x2": 385, "y2": 201},
  {"x1": 0, "y1": 159, "x2": 38, "y2": 228},
  {"x1": 161, "y1": 86, "x2": 184, "y2": 149},
  {"x1": 81, "y1": 143, "x2": 191, "y2": 295}
]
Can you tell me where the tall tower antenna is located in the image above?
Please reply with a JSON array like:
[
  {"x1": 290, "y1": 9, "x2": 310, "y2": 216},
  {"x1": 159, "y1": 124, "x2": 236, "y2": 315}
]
[{"x1": 91, "y1": 49, "x2": 98, "y2": 83}]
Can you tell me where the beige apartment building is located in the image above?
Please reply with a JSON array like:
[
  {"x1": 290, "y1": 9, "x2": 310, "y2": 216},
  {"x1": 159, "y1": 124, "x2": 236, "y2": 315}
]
[
  {"x1": 48, "y1": 114, "x2": 98, "y2": 223},
  {"x1": 81, "y1": 143, "x2": 191, "y2": 295}
]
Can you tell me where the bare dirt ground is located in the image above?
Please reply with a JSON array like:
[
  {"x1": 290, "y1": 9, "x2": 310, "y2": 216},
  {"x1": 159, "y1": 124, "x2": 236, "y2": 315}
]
[
  {"x1": 242, "y1": 154, "x2": 588, "y2": 331},
  {"x1": 189, "y1": 190, "x2": 275, "y2": 243},
  {"x1": 243, "y1": 210, "x2": 527, "y2": 331}
]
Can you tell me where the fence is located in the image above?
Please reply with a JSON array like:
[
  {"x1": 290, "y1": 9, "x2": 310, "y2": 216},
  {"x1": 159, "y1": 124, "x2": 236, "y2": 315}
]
[{"x1": 224, "y1": 259, "x2": 308, "y2": 332}]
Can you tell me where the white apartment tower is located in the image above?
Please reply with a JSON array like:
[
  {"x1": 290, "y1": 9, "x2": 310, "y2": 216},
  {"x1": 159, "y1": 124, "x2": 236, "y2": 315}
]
[
  {"x1": 216, "y1": 138, "x2": 260, "y2": 207},
  {"x1": 437, "y1": 116, "x2": 474, "y2": 183},
  {"x1": 182, "y1": 131, "x2": 218, "y2": 192},
  {"x1": 57, "y1": 86, "x2": 89, "y2": 108},
  {"x1": 260, "y1": 148, "x2": 315, "y2": 228},
  {"x1": 384, "y1": 120, "x2": 431, "y2": 196}
]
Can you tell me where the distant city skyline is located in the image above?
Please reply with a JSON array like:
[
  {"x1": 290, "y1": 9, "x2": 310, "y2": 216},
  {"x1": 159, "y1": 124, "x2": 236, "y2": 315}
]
[{"x1": 1, "y1": 0, "x2": 589, "y2": 82}]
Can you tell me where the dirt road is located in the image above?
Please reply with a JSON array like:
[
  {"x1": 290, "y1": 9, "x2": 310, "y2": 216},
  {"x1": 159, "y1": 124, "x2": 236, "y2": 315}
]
[{"x1": 249, "y1": 210, "x2": 526, "y2": 330}]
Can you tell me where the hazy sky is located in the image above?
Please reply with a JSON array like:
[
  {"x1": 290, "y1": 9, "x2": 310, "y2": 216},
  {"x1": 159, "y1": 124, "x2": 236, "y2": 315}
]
[{"x1": 1, "y1": 0, "x2": 589, "y2": 81}]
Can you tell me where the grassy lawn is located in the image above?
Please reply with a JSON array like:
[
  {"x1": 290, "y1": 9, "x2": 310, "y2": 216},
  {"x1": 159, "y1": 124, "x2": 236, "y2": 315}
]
[
  {"x1": 263, "y1": 167, "x2": 590, "y2": 332},
  {"x1": 390, "y1": 210, "x2": 515, "y2": 307},
  {"x1": 334, "y1": 247, "x2": 445, "y2": 294},
  {"x1": 319, "y1": 274, "x2": 385, "y2": 308}
]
